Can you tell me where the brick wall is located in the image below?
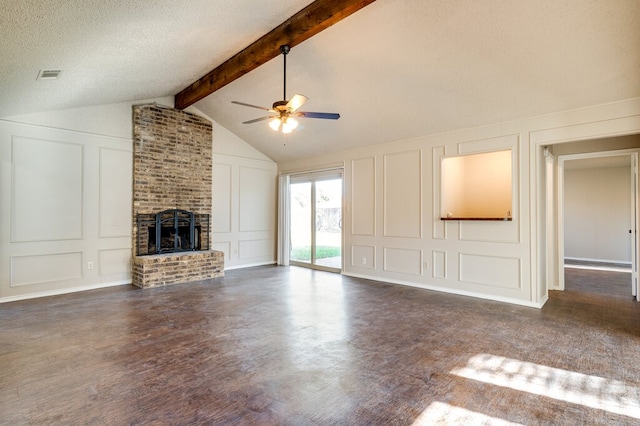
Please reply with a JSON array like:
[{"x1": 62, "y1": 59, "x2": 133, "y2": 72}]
[
  {"x1": 132, "y1": 250, "x2": 224, "y2": 288},
  {"x1": 132, "y1": 104, "x2": 223, "y2": 288}
]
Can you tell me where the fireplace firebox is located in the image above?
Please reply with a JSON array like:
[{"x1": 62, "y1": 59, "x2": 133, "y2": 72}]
[{"x1": 137, "y1": 209, "x2": 210, "y2": 256}]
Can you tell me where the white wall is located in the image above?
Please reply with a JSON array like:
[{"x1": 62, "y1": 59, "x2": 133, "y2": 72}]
[
  {"x1": 279, "y1": 98, "x2": 640, "y2": 307},
  {"x1": 210, "y1": 154, "x2": 277, "y2": 268},
  {"x1": 0, "y1": 101, "x2": 140, "y2": 301},
  {"x1": 185, "y1": 108, "x2": 278, "y2": 269},
  {"x1": 564, "y1": 166, "x2": 631, "y2": 263},
  {"x1": 281, "y1": 131, "x2": 530, "y2": 305},
  {"x1": 1, "y1": 99, "x2": 277, "y2": 302},
  {"x1": 3, "y1": 96, "x2": 639, "y2": 305}
]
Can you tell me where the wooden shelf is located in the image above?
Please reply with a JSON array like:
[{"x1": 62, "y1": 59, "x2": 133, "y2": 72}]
[{"x1": 440, "y1": 217, "x2": 512, "y2": 221}]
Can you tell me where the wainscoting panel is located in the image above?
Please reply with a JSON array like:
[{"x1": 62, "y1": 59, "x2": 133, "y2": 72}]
[
  {"x1": 98, "y1": 248, "x2": 131, "y2": 276},
  {"x1": 351, "y1": 244, "x2": 375, "y2": 269},
  {"x1": 12, "y1": 137, "x2": 83, "y2": 242},
  {"x1": 212, "y1": 163, "x2": 232, "y2": 233},
  {"x1": 99, "y1": 147, "x2": 132, "y2": 238},
  {"x1": 213, "y1": 155, "x2": 277, "y2": 270},
  {"x1": 459, "y1": 253, "x2": 521, "y2": 289},
  {"x1": 239, "y1": 166, "x2": 274, "y2": 232},
  {"x1": 351, "y1": 157, "x2": 376, "y2": 236},
  {"x1": 432, "y1": 250, "x2": 447, "y2": 279},
  {"x1": 11, "y1": 252, "x2": 83, "y2": 287},
  {"x1": 238, "y1": 239, "x2": 273, "y2": 260},
  {"x1": 383, "y1": 150, "x2": 421, "y2": 238},
  {"x1": 383, "y1": 247, "x2": 421, "y2": 276},
  {"x1": 459, "y1": 220, "x2": 518, "y2": 243},
  {"x1": 1, "y1": 117, "x2": 134, "y2": 300}
]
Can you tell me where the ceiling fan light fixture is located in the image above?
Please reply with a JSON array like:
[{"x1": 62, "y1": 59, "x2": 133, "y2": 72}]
[
  {"x1": 269, "y1": 118, "x2": 281, "y2": 131},
  {"x1": 283, "y1": 117, "x2": 298, "y2": 133},
  {"x1": 269, "y1": 116, "x2": 298, "y2": 133}
]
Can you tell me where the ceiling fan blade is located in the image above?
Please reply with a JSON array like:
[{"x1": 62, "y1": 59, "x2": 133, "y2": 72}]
[
  {"x1": 297, "y1": 111, "x2": 341, "y2": 120},
  {"x1": 287, "y1": 94, "x2": 308, "y2": 112},
  {"x1": 242, "y1": 116, "x2": 276, "y2": 124},
  {"x1": 232, "y1": 101, "x2": 272, "y2": 112}
]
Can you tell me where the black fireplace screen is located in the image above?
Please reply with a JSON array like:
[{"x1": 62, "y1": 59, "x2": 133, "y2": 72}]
[{"x1": 137, "y1": 209, "x2": 209, "y2": 256}]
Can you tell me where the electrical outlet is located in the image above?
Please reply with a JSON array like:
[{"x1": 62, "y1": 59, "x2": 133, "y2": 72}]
[
  {"x1": 423, "y1": 261, "x2": 429, "y2": 269},
  {"x1": 362, "y1": 257, "x2": 367, "y2": 265},
  {"x1": 87, "y1": 261, "x2": 94, "y2": 270}
]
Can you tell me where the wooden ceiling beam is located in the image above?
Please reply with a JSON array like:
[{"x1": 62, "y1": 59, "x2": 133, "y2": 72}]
[{"x1": 175, "y1": 0, "x2": 377, "y2": 110}]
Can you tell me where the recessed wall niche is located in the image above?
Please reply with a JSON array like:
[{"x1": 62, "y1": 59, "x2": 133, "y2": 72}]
[{"x1": 440, "y1": 149, "x2": 512, "y2": 220}]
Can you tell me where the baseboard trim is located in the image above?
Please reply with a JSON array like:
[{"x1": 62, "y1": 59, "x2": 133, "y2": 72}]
[
  {"x1": 0, "y1": 280, "x2": 131, "y2": 304},
  {"x1": 342, "y1": 271, "x2": 546, "y2": 309},
  {"x1": 564, "y1": 257, "x2": 631, "y2": 266},
  {"x1": 224, "y1": 261, "x2": 277, "y2": 270}
]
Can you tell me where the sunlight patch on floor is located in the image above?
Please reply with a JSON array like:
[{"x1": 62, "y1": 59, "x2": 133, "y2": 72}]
[
  {"x1": 450, "y1": 354, "x2": 640, "y2": 419},
  {"x1": 412, "y1": 401, "x2": 523, "y2": 425}
]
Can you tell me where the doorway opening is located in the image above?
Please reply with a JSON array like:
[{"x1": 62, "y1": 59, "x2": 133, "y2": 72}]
[
  {"x1": 288, "y1": 171, "x2": 343, "y2": 272},
  {"x1": 556, "y1": 149, "x2": 639, "y2": 300}
]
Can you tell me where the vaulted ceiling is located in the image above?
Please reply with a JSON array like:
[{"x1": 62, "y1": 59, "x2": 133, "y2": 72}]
[{"x1": 2, "y1": 0, "x2": 639, "y2": 162}]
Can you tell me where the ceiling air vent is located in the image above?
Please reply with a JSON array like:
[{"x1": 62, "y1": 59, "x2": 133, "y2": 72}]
[{"x1": 37, "y1": 69, "x2": 62, "y2": 80}]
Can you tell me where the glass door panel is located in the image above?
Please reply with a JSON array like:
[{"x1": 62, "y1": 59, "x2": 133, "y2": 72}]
[
  {"x1": 289, "y1": 182, "x2": 312, "y2": 264},
  {"x1": 315, "y1": 179, "x2": 342, "y2": 269},
  {"x1": 289, "y1": 174, "x2": 342, "y2": 272}
]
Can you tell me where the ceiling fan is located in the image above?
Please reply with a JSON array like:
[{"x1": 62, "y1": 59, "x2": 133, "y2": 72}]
[{"x1": 232, "y1": 45, "x2": 340, "y2": 134}]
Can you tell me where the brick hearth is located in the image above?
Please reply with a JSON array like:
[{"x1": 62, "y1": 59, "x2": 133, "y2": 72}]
[
  {"x1": 132, "y1": 104, "x2": 223, "y2": 288},
  {"x1": 132, "y1": 250, "x2": 224, "y2": 288}
]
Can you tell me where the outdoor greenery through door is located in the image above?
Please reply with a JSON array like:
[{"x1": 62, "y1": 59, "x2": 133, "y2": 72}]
[{"x1": 289, "y1": 175, "x2": 342, "y2": 271}]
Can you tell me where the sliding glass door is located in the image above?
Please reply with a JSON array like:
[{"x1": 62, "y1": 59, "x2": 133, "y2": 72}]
[
  {"x1": 290, "y1": 181, "x2": 312, "y2": 265},
  {"x1": 289, "y1": 172, "x2": 342, "y2": 272}
]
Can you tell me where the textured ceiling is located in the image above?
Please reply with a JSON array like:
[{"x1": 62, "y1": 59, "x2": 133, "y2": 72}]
[
  {"x1": 2, "y1": 0, "x2": 639, "y2": 163},
  {"x1": 0, "y1": 0, "x2": 313, "y2": 116}
]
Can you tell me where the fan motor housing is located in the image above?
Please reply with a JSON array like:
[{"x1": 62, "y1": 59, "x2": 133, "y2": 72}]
[{"x1": 272, "y1": 100, "x2": 288, "y2": 111}]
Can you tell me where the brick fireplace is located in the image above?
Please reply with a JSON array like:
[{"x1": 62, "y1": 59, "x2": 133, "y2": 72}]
[{"x1": 131, "y1": 104, "x2": 223, "y2": 288}]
